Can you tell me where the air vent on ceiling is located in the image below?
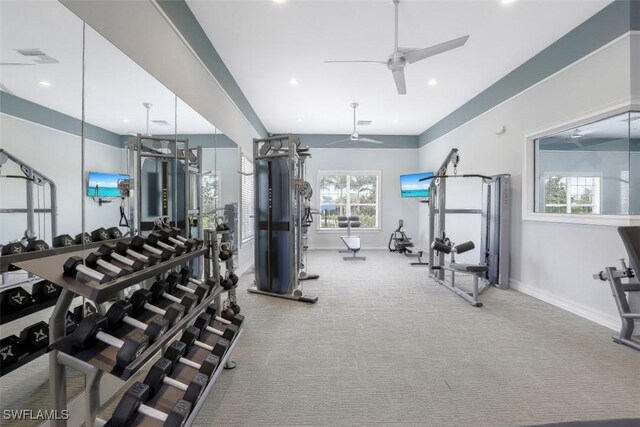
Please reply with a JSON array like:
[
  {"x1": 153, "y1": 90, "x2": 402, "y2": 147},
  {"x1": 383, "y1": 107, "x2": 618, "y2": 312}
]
[
  {"x1": 357, "y1": 120, "x2": 372, "y2": 126},
  {"x1": 151, "y1": 120, "x2": 172, "y2": 126},
  {"x1": 14, "y1": 48, "x2": 59, "y2": 64}
]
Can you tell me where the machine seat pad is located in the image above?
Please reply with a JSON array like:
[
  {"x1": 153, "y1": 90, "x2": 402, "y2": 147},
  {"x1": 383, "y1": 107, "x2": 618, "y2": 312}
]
[
  {"x1": 449, "y1": 263, "x2": 488, "y2": 273},
  {"x1": 340, "y1": 236, "x2": 361, "y2": 251}
]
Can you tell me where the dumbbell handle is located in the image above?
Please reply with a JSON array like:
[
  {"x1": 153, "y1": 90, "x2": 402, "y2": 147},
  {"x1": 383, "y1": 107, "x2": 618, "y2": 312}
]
[
  {"x1": 143, "y1": 243, "x2": 164, "y2": 256},
  {"x1": 125, "y1": 248, "x2": 150, "y2": 262},
  {"x1": 163, "y1": 376, "x2": 188, "y2": 392},
  {"x1": 138, "y1": 404, "x2": 167, "y2": 422},
  {"x1": 214, "y1": 315, "x2": 232, "y2": 326},
  {"x1": 96, "y1": 331, "x2": 124, "y2": 349},
  {"x1": 167, "y1": 236, "x2": 187, "y2": 248},
  {"x1": 155, "y1": 240, "x2": 176, "y2": 252},
  {"x1": 176, "y1": 283, "x2": 198, "y2": 295},
  {"x1": 76, "y1": 264, "x2": 107, "y2": 282},
  {"x1": 173, "y1": 235, "x2": 188, "y2": 243},
  {"x1": 204, "y1": 324, "x2": 225, "y2": 338},
  {"x1": 96, "y1": 258, "x2": 125, "y2": 275},
  {"x1": 143, "y1": 302, "x2": 168, "y2": 317},
  {"x1": 178, "y1": 356, "x2": 201, "y2": 370},
  {"x1": 110, "y1": 252, "x2": 138, "y2": 268},
  {"x1": 188, "y1": 277, "x2": 204, "y2": 286},
  {"x1": 193, "y1": 339, "x2": 214, "y2": 352},
  {"x1": 123, "y1": 315, "x2": 149, "y2": 332},
  {"x1": 162, "y1": 292, "x2": 182, "y2": 304}
]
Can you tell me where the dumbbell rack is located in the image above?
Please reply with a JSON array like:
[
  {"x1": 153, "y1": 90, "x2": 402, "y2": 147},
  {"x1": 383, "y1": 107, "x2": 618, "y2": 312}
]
[
  {"x1": 0, "y1": 239, "x2": 131, "y2": 378},
  {"x1": 218, "y1": 229, "x2": 238, "y2": 314},
  {"x1": 9, "y1": 229, "x2": 242, "y2": 427}
]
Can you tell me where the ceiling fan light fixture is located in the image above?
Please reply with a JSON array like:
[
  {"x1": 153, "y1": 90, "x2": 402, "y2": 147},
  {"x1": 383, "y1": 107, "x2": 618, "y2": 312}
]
[
  {"x1": 428, "y1": 78, "x2": 438, "y2": 86},
  {"x1": 570, "y1": 128, "x2": 585, "y2": 139}
]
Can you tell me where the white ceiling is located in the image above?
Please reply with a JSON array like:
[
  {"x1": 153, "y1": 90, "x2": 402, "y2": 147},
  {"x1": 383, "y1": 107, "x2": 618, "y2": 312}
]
[
  {"x1": 0, "y1": 0, "x2": 216, "y2": 136},
  {"x1": 187, "y1": 0, "x2": 612, "y2": 136}
]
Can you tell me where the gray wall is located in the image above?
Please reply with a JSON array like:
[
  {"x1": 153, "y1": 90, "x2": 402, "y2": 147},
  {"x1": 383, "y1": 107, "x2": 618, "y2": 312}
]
[{"x1": 305, "y1": 148, "x2": 420, "y2": 249}]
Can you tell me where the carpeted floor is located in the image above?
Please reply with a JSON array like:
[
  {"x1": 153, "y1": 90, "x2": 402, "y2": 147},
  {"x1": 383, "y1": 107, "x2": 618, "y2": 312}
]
[{"x1": 194, "y1": 250, "x2": 640, "y2": 427}]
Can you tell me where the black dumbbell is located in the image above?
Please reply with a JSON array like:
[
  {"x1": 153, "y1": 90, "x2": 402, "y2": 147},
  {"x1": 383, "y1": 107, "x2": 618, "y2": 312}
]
[
  {"x1": 167, "y1": 272, "x2": 210, "y2": 303},
  {"x1": 114, "y1": 241, "x2": 160, "y2": 266},
  {"x1": 1, "y1": 287, "x2": 34, "y2": 311},
  {"x1": 193, "y1": 313, "x2": 238, "y2": 341},
  {"x1": 178, "y1": 268, "x2": 217, "y2": 291},
  {"x1": 53, "y1": 234, "x2": 76, "y2": 248},
  {"x1": 74, "y1": 302, "x2": 98, "y2": 322},
  {"x1": 147, "y1": 232, "x2": 185, "y2": 256},
  {"x1": 161, "y1": 227, "x2": 202, "y2": 250},
  {"x1": 206, "y1": 306, "x2": 244, "y2": 327},
  {"x1": 98, "y1": 244, "x2": 144, "y2": 272},
  {"x1": 110, "y1": 382, "x2": 191, "y2": 427},
  {"x1": 106, "y1": 227, "x2": 123, "y2": 239},
  {"x1": 0, "y1": 335, "x2": 25, "y2": 368},
  {"x1": 66, "y1": 311, "x2": 78, "y2": 334},
  {"x1": 91, "y1": 227, "x2": 111, "y2": 241},
  {"x1": 220, "y1": 276, "x2": 234, "y2": 290},
  {"x1": 163, "y1": 341, "x2": 219, "y2": 377},
  {"x1": 128, "y1": 289, "x2": 184, "y2": 326},
  {"x1": 106, "y1": 300, "x2": 169, "y2": 343},
  {"x1": 180, "y1": 325, "x2": 230, "y2": 357},
  {"x1": 64, "y1": 256, "x2": 115, "y2": 284},
  {"x1": 75, "y1": 232, "x2": 92, "y2": 244},
  {"x1": 19, "y1": 321, "x2": 49, "y2": 351},
  {"x1": 130, "y1": 236, "x2": 172, "y2": 261},
  {"x1": 156, "y1": 229, "x2": 193, "y2": 252},
  {"x1": 26, "y1": 239, "x2": 49, "y2": 252},
  {"x1": 1, "y1": 241, "x2": 25, "y2": 255},
  {"x1": 149, "y1": 281, "x2": 198, "y2": 314},
  {"x1": 143, "y1": 357, "x2": 208, "y2": 404},
  {"x1": 32, "y1": 280, "x2": 62, "y2": 302},
  {"x1": 86, "y1": 251, "x2": 133, "y2": 277},
  {"x1": 70, "y1": 314, "x2": 148, "y2": 367}
]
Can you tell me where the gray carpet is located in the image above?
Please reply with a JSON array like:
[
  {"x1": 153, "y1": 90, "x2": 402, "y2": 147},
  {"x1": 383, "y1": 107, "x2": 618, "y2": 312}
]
[{"x1": 194, "y1": 250, "x2": 640, "y2": 427}]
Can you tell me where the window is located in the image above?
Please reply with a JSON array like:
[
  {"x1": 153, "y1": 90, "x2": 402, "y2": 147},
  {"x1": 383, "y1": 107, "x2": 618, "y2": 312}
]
[
  {"x1": 201, "y1": 173, "x2": 220, "y2": 229},
  {"x1": 317, "y1": 171, "x2": 380, "y2": 230},
  {"x1": 532, "y1": 110, "x2": 638, "y2": 217},
  {"x1": 543, "y1": 175, "x2": 601, "y2": 214},
  {"x1": 240, "y1": 155, "x2": 254, "y2": 243}
]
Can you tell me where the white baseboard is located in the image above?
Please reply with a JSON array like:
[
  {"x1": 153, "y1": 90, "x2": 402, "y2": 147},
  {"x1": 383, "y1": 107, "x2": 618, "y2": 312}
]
[
  {"x1": 308, "y1": 246, "x2": 388, "y2": 251},
  {"x1": 510, "y1": 279, "x2": 620, "y2": 331}
]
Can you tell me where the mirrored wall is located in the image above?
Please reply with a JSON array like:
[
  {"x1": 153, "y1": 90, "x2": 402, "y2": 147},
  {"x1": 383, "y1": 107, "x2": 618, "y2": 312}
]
[{"x1": 0, "y1": 1, "x2": 239, "y2": 422}]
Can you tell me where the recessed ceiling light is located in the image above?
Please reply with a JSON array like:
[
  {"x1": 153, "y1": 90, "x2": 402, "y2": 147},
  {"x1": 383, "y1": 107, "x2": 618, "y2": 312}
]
[
  {"x1": 289, "y1": 78, "x2": 298, "y2": 86},
  {"x1": 39, "y1": 80, "x2": 50, "y2": 87},
  {"x1": 123, "y1": 119, "x2": 129, "y2": 123},
  {"x1": 273, "y1": 0, "x2": 286, "y2": 3},
  {"x1": 501, "y1": 0, "x2": 516, "y2": 4},
  {"x1": 428, "y1": 79, "x2": 437, "y2": 86},
  {"x1": 296, "y1": 117, "x2": 303, "y2": 122},
  {"x1": 393, "y1": 119, "x2": 399, "y2": 123}
]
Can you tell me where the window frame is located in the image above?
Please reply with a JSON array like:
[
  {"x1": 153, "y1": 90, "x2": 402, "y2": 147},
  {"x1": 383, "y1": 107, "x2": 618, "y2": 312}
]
[
  {"x1": 523, "y1": 102, "x2": 640, "y2": 226},
  {"x1": 540, "y1": 173, "x2": 602, "y2": 214},
  {"x1": 201, "y1": 171, "x2": 221, "y2": 229},
  {"x1": 240, "y1": 153, "x2": 254, "y2": 245},
  {"x1": 316, "y1": 170, "x2": 382, "y2": 232}
]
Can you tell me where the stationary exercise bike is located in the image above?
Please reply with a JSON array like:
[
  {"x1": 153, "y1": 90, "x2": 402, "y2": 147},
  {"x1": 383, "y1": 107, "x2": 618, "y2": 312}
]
[{"x1": 388, "y1": 220, "x2": 414, "y2": 254}]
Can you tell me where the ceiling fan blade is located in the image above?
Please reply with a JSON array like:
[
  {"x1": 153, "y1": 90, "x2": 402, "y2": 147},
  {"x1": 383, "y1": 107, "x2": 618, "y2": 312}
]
[
  {"x1": 324, "y1": 60, "x2": 385, "y2": 64},
  {"x1": 403, "y1": 35, "x2": 469, "y2": 64},
  {"x1": 358, "y1": 137, "x2": 384, "y2": 144},
  {"x1": 326, "y1": 138, "x2": 351, "y2": 146},
  {"x1": 392, "y1": 69, "x2": 407, "y2": 95}
]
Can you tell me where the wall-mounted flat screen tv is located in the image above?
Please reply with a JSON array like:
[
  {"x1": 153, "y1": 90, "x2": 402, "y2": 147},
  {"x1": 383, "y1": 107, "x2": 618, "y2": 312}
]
[
  {"x1": 87, "y1": 172, "x2": 130, "y2": 197},
  {"x1": 400, "y1": 172, "x2": 433, "y2": 198}
]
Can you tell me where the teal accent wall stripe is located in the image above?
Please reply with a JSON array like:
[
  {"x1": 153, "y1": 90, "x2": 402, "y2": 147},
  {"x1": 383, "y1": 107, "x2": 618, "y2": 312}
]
[
  {"x1": 0, "y1": 91, "x2": 122, "y2": 147},
  {"x1": 419, "y1": 0, "x2": 635, "y2": 147},
  {"x1": 295, "y1": 134, "x2": 418, "y2": 149},
  {"x1": 155, "y1": 0, "x2": 269, "y2": 139}
]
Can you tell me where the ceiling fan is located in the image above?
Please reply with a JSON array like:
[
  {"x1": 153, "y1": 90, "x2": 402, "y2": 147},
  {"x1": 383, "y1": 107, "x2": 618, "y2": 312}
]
[
  {"x1": 326, "y1": 103, "x2": 385, "y2": 146},
  {"x1": 325, "y1": 0, "x2": 469, "y2": 95}
]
